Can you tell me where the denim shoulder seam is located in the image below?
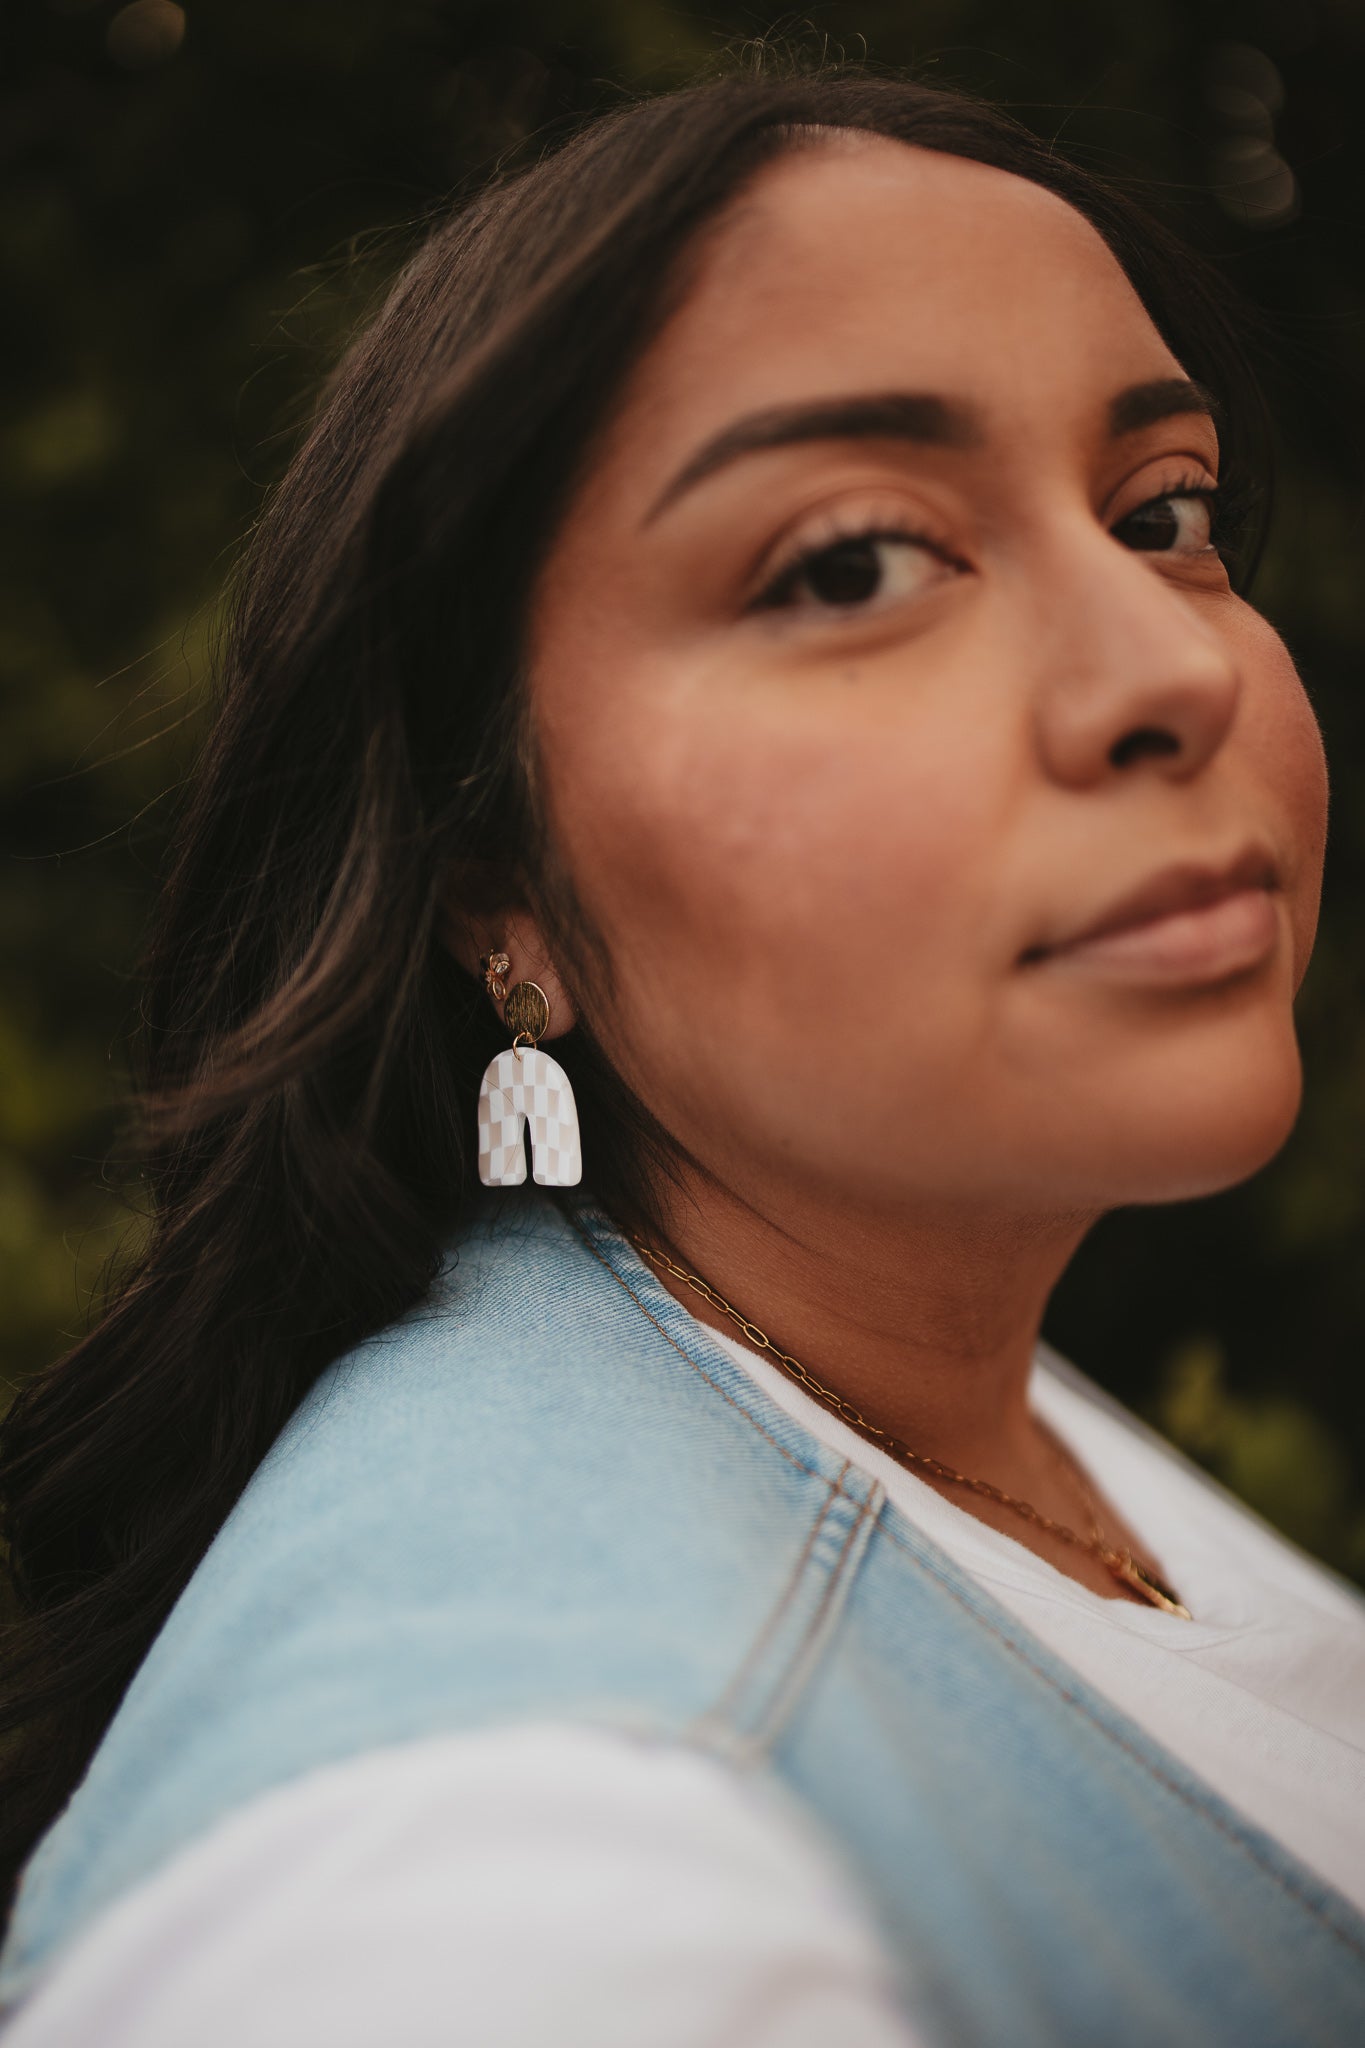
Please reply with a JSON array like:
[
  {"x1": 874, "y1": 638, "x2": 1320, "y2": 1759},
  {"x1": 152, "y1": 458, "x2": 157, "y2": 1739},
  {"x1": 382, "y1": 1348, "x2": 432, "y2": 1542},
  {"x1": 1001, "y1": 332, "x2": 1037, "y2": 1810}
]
[
  {"x1": 563, "y1": 1210, "x2": 888, "y2": 1760},
  {"x1": 731, "y1": 1479, "x2": 884, "y2": 1756},
  {"x1": 695, "y1": 1464, "x2": 848, "y2": 1742},
  {"x1": 690, "y1": 1465, "x2": 885, "y2": 1762}
]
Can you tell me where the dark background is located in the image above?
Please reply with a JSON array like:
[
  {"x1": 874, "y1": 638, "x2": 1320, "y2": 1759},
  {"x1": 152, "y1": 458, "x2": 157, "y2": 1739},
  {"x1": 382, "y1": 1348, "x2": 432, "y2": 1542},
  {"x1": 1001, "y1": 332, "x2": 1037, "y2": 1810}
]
[{"x1": 3, "y1": 0, "x2": 1363, "y2": 1578}]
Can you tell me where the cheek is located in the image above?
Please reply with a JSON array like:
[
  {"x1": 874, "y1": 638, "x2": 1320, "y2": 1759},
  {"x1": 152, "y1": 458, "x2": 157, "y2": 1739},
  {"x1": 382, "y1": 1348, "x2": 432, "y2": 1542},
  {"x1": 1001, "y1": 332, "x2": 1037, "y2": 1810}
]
[
  {"x1": 1232, "y1": 607, "x2": 1328, "y2": 984},
  {"x1": 537, "y1": 646, "x2": 1008, "y2": 1111}
]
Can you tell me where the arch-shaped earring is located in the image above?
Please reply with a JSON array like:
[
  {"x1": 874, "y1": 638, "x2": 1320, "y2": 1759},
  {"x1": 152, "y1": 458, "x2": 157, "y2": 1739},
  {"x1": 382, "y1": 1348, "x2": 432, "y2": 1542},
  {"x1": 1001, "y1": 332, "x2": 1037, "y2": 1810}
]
[{"x1": 476, "y1": 975, "x2": 582, "y2": 1188}]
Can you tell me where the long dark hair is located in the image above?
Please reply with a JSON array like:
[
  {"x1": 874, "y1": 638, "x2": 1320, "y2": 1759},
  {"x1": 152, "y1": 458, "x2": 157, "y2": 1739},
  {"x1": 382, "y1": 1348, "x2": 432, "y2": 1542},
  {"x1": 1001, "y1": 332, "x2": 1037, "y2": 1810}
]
[{"x1": 0, "y1": 64, "x2": 1270, "y2": 1909}]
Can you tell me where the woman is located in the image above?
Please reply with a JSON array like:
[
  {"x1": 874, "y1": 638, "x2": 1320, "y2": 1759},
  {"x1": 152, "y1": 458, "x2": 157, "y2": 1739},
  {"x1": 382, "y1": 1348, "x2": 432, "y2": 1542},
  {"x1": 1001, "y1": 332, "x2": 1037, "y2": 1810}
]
[{"x1": 1, "y1": 65, "x2": 1362, "y2": 2046}]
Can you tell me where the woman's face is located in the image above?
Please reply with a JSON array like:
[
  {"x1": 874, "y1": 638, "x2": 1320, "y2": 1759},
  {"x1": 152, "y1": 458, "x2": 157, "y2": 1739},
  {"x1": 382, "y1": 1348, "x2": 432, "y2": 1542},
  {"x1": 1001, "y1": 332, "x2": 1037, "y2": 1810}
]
[{"x1": 526, "y1": 137, "x2": 1328, "y2": 1218}]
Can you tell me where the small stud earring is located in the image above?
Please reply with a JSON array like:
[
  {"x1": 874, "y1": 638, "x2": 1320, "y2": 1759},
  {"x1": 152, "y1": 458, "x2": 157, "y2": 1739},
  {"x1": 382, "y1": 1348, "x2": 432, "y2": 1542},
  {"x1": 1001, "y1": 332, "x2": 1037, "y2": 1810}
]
[
  {"x1": 480, "y1": 951, "x2": 510, "y2": 1002},
  {"x1": 476, "y1": 973, "x2": 582, "y2": 1188}
]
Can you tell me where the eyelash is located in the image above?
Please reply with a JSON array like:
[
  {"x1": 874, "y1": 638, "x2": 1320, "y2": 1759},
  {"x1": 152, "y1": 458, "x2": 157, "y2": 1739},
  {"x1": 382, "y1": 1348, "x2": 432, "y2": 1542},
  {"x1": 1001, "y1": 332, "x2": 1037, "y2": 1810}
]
[
  {"x1": 1113, "y1": 470, "x2": 1221, "y2": 548},
  {"x1": 751, "y1": 516, "x2": 958, "y2": 611},
  {"x1": 751, "y1": 473, "x2": 1237, "y2": 614}
]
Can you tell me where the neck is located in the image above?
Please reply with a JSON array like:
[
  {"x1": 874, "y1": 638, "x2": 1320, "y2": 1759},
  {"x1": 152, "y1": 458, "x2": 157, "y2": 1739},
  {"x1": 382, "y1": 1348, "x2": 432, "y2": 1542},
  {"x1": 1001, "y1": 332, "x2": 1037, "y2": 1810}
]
[{"x1": 641, "y1": 1167, "x2": 1101, "y2": 1488}]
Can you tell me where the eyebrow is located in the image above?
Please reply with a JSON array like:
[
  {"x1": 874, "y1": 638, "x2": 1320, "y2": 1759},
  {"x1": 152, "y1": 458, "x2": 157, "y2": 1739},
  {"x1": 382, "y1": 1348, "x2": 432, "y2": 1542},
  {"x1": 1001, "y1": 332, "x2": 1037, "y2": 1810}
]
[
  {"x1": 1108, "y1": 376, "x2": 1220, "y2": 437},
  {"x1": 641, "y1": 393, "x2": 981, "y2": 526},
  {"x1": 641, "y1": 377, "x2": 1220, "y2": 528}
]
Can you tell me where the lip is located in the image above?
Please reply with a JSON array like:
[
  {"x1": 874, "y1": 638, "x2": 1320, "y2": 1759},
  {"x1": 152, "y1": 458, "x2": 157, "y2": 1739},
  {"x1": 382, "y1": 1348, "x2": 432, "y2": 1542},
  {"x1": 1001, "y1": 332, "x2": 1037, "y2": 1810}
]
[{"x1": 1025, "y1": 845, "x2": 1282, "y2": 985}]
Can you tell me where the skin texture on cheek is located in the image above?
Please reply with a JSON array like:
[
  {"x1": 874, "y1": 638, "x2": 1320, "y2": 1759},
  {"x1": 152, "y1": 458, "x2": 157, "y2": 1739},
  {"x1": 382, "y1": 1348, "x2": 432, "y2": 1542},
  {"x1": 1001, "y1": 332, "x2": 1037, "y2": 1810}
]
[
  {"x1": 1229, "y1": 606, "x2": 1329, "y2": 990},
  {"x1": 533, "y1": 619, "x2": 1016, "y2": 1201}
]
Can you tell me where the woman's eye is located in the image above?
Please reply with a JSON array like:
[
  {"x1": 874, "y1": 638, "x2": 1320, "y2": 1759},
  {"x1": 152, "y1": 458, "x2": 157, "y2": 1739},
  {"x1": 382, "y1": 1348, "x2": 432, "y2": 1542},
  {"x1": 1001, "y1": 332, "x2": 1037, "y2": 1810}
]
[
  {"x1": 757, "y1": 532, "x2": 946, "y2": 612},
  {"x1": 1112, "y1": 490, "x2": 1216, "y2": 557}
]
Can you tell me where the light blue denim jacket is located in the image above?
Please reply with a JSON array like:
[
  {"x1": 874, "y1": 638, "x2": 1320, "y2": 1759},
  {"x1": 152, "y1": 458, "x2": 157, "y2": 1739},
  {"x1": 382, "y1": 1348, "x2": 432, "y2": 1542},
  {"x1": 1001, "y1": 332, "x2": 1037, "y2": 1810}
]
[{"x1": 4, "y1": 1188, "x2": 1365, "y2": 2042}]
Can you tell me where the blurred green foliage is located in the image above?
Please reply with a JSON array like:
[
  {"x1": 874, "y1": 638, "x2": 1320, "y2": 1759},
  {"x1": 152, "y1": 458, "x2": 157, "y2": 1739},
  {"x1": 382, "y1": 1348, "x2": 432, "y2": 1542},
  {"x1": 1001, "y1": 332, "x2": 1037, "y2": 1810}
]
[{"x1": 3, "y1": 0, "x2": 1363, "y2": 1579}]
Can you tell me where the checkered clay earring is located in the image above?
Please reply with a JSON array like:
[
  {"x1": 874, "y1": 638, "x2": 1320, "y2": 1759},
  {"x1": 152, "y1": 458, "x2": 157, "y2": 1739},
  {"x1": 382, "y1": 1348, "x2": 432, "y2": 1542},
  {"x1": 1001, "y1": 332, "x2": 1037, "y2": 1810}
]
[{"x1": 475, "y1": 955, "x2": 582, "y2": 1188}]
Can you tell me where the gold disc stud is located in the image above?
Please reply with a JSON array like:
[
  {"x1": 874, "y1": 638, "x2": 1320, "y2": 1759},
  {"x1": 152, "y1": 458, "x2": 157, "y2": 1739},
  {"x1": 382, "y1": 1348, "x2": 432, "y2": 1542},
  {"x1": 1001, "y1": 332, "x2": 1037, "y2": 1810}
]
[{"x1": 504, "y1": 979, "x2": 550, "y2": 1044}]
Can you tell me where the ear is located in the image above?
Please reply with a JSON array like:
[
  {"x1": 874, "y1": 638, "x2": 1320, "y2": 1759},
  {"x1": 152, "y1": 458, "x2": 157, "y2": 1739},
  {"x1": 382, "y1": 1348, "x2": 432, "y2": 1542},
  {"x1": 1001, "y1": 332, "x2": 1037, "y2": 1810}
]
[{"x1": 440, "y1": 868, "x2": 578, "y2": 1042}]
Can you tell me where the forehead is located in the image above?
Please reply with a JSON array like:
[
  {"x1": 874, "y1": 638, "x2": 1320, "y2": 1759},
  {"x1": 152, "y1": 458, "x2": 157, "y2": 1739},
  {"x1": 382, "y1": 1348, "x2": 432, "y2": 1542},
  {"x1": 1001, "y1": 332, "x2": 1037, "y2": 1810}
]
[{"x1": 597, "y1": 137, "x2": 1185, "y2": 479}]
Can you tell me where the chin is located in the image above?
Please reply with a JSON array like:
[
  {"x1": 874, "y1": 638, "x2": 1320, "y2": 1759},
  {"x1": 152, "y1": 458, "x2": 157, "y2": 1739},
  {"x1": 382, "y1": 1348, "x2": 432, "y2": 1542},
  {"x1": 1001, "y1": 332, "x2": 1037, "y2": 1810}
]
[
  {"x1": 1090, "y1": 1025, "x2": 1305, "y2": 1208},
  {"x1": 990, "y1": 983, "x2": 1307, "y2": 1209}
]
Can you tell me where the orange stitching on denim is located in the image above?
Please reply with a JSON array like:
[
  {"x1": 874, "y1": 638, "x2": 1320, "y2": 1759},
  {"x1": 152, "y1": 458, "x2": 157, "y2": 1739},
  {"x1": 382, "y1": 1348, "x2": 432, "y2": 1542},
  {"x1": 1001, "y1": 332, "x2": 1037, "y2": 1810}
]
[
  {"x1": 699, "y1": 1463, "x2": 851, "y2": 1739},
  {"x1": 569, "y1": 1215, "x2": 881, "y2": 1752},
  {"x1": 748, "y1": 1486, "x2": 881, "y2": 1751}
]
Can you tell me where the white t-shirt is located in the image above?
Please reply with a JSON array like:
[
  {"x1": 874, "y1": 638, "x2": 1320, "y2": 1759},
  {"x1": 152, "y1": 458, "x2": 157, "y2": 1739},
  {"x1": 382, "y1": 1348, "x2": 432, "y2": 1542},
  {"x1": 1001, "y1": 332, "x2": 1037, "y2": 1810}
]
[{"x1": 6, "y1": 1328, "x2": 1364, "y2": 2047}]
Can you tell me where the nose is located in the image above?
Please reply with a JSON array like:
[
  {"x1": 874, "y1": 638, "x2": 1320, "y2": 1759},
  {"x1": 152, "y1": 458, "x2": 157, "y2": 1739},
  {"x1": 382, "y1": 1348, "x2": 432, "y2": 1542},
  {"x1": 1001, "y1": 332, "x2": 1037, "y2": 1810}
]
[{"x1": 1030, "y1": 527, "x2": 1242, "y2": 789}]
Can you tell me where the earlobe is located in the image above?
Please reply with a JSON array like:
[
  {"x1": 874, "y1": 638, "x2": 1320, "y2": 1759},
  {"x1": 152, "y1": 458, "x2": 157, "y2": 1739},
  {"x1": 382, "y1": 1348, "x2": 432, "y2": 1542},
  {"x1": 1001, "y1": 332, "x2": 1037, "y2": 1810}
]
[
  {"x1": 440, "y1": 888, "x2": 579, "y2": 1042},
  {"x1": 492, "y1": 911, "x2": 579, "y2": 1041}
]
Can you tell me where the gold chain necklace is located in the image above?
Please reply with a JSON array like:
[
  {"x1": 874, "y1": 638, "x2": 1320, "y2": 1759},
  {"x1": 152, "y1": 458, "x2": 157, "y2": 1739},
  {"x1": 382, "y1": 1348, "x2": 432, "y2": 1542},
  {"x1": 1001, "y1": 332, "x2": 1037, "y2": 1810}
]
[{"x1": 631, "y1": 1235, "x2": 1192, "y2": 1619}]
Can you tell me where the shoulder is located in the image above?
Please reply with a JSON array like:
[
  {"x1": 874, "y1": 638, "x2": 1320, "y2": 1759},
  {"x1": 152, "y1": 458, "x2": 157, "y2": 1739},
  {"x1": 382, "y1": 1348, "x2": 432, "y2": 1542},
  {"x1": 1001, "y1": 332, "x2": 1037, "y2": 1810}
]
[
  {"x1": 1, "y1": 1193, "x2": 853, "y2": 2000},
  {"x1": 249, "y1": 1188, "x2": 839, "y2": 1617},
  {"x1": 123, "y1": 1181, "x2": 843, "y2": 1729},
  {"x1": 269, "y1": 1186, "x2": 799, "y2": 1488}
]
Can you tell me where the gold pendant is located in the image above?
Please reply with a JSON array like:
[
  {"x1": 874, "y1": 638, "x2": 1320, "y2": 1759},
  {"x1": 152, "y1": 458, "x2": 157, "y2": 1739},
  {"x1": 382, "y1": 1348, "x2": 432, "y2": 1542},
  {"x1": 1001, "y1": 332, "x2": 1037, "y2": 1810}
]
[{"x1": 1106, "y1": 1550, "x2": 1192, "y2": 1619}]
